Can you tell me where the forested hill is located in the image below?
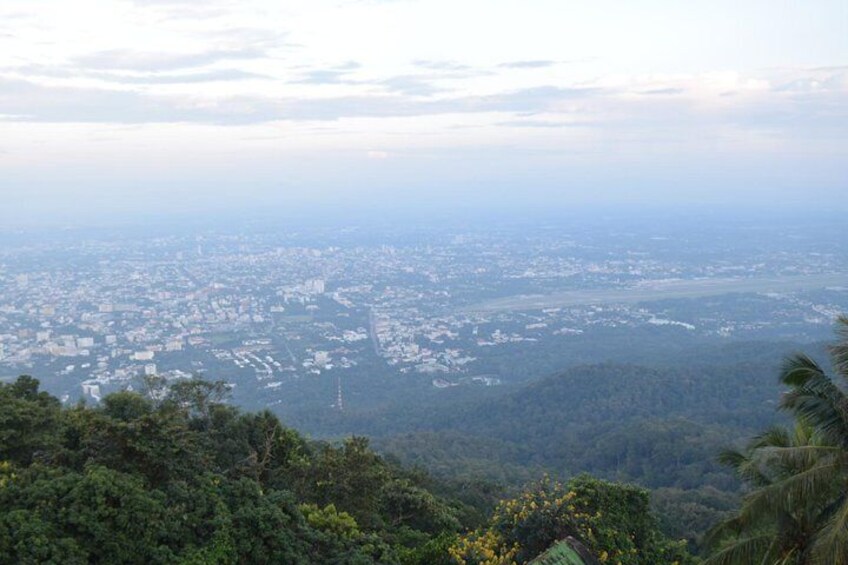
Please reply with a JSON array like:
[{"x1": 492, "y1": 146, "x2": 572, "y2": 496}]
[
  {"x1": 0, "y1": 375, "x2": 692, "y2": 564},
  {"x1": 313, "y1": 363, "x2": 785, "y2": 483},
  {"x1": 352, "y1": 362, "x2": 781, "y2": 437},
  {"x1": 296, "y1": 361, "x2": 792, "y2": 546}
]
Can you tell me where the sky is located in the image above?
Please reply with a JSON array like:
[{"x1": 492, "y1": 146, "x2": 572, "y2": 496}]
[{"x1": 1, "y1": 0, "x2": 846, "y2": 225}]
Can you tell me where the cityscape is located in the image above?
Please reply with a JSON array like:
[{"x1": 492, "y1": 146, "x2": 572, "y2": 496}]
[{"x1": 1, "y1": 217, "x2": 846, "y2": 413}]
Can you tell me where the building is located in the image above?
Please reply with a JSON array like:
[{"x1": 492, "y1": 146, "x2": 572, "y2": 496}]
[
  {"x1": 77, "y1": 337, "x2": 95, "y2": 348},
  {"x1": 305, "y1": 279, "x2": 326, "y2": 294}
]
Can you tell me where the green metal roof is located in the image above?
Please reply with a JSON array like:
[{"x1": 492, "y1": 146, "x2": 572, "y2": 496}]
[{"x1": 528, "y1": 540, "x2": 588, "y2": 565}]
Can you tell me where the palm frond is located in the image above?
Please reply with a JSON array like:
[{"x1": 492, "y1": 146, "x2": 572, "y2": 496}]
[
  {"x1": 779, "y1": 357, "x2": 848, "y2": 447},
  {"x1": 738, "y1": 460, "x2": 841, "y2": 526},
  {"x1": 832, "y1": 315, "x2": 848, "y2": 383},
  {"x1": 704, "y1": 514, "x2": 745, "y2": 549},
  {"x1": 701, "y1": 532, "x2": 775, "y2": 565},
  {"x1": 751, "y1": 426, "x2": 792, "y2": 449},
  {"x1": 718, "y1": 448, "x2": 749, "y2": 469},
  {"x1": 790, "y1": 419, "x2": 817, "y2": 447},
  {"x1": 811, "y1": 494, "x2": 848, "y2": 565},
  {"x1": 781, "y1": 354, "x2": 828, "y2": 387},
  {"x1": 769, "y1": 547, "x2": 799, "y2": 565},
  {"x1": 782, "y1": 392, "x2": 848, "y2": 448},
  {"x1": 718, "y1": 447, "x2": 773, "y2": 488},
  {"x1": 753, "y1": 444, "x2": 841, "y2": 476}
]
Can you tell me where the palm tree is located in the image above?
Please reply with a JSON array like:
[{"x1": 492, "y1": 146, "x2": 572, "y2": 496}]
[
  {"x1": 704, "y1": 423, "x2": 829, "y2": 564},
  {"x1": 705, "y1": 315, "x2": 848, "y2": 564}
]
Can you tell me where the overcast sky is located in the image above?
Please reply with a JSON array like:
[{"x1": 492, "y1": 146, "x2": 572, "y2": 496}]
[{"x1": 1, "y1": 0, "x2": 846, "y2": 225}]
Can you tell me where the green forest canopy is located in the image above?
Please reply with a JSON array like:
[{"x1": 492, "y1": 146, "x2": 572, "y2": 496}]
[{"x1": 0, "y1": 375, "x2": 688, "y2": 564}]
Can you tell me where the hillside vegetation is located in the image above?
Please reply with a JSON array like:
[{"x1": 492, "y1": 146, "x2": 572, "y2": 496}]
[
  {"x1": 318, "y1": 360, "x2": 789, "y2": 546},
  {"x1": 0, "y1": 375, "x2": 685, "y2": 564}
]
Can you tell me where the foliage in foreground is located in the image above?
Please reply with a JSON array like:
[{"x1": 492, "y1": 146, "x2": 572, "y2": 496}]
[
  {"x1": 450, "y1": 475, "x2": 693, "y2": 565},
  {"x1": 0, "y1": 376, "x2": 464, "y2": 564},
  {"x1": 0, "y1": 373, "x2": 701, "y2": 564}
]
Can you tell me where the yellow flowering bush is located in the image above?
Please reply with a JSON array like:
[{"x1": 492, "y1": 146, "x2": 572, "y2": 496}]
[
  {"x1": 0, "y1": 460, "x2": 15, "y2": 488},
  {"x1": 450, "y1": 475, "x2": 692, "y2": 564}
]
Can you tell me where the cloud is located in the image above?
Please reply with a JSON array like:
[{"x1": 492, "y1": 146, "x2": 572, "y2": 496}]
[
  {"x1": 0, "y1": 64, "x2": 269, "y2": 85},
  {"x1": 292, "y1": 62, "x2": 363, "y2": 85},
  {"x1": 773, "y1": 79, "x2": 822, "y2": 93},
  {"x1": 74, "y1": 48, "x2": 264, "y2": 71},
  {"x1": 729, "y1": 89, "x2": 848, "y2": 133},
  {"x1": 129, "y1": 0, "x2": 224, "y2": 9},
  {"x1": 293, "y1": 69, "x2": 353, "y2": 85},
  {"x1": 268, "y1": 85, "x2": 602, "y2": 121},
  {"x1": 1, "y1": 68, "x2": 843, "y2": 137},
  {"x1": 203, "y1": 27, "x2": 293, "y2": 50},
  {"x1": 0, "y1": 11, "x2": 32, "y2": 20},
  {"x1": 374, "y1": 64, "x2": 491, "y2": 96},
  {"x1": 0, "y1": 77, "x2": 602, "y2": 124},
  {"x1": 102, "y1": 69, "x2": 271, "y2": 84},
  {"x1": 0, "y1": 77, "x2": 276, "y2": 124},
  {"x1": 499, "y1": 60, "x2": 556, "y2": 69},
  {"x1": 0, "y1": 70, "x2": 613, "y2": 124},
  {"x1": 293, "y1": 63, "x2": 480, "y2": 94},
  {"x1": 639, "y1": 88, "x2": 684, "y2": 95},
  {"x1": 126, "y1": 1, "x2": 234, "y2": 21},
  {"x1": 412, "y1": 59, "x2": 471, "y2": 71},
  {"x1": 810, "y1": 65, "x2": 848, "y2": 72},
  {"x1": 496, "y1": 119, "x2": 586, "y2": 128},
  {"x1": 472, "y1": 85, "x2": 601, "y2": 112},
  {"x1": 379, "y1": 75, "x2": 445, "y2": 96},
  {"x1": 334, "y1": 61, "x2": 361, "y2": 70}
]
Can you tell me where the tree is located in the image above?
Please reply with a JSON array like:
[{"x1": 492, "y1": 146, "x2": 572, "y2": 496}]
[
  {"x1": 0, "y1": 376, "x2": 470, "y2": 563},
  {"x1": 450, "y1": 475, "x2": 692, "y2": 564},
  {"x1": 166, "y1": 377, "x2": 232, "y2": 423},
  {"x1": 307, "y1": 437, "x2": 392, "y2": 530},
  {"x1": 0, "y1": 376, "x2": 62, "y2": 466},
  {"x1": 705, "y1": 315, "x2": 848, "y2": 564},
  {"x1": 704, "y1": 423, "x2": 828, "y2": 564},
  {"x1": 0, "y1": 465, "x2": 175, "y2": 564}
]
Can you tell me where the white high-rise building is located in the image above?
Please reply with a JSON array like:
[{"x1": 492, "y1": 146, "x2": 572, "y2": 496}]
[
  {"x1": 305, "y1": 278, "x2": 325, "y2": 294},
  {"x1": 314, "y1": 351, "x2": 330, "y2": 367}
]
